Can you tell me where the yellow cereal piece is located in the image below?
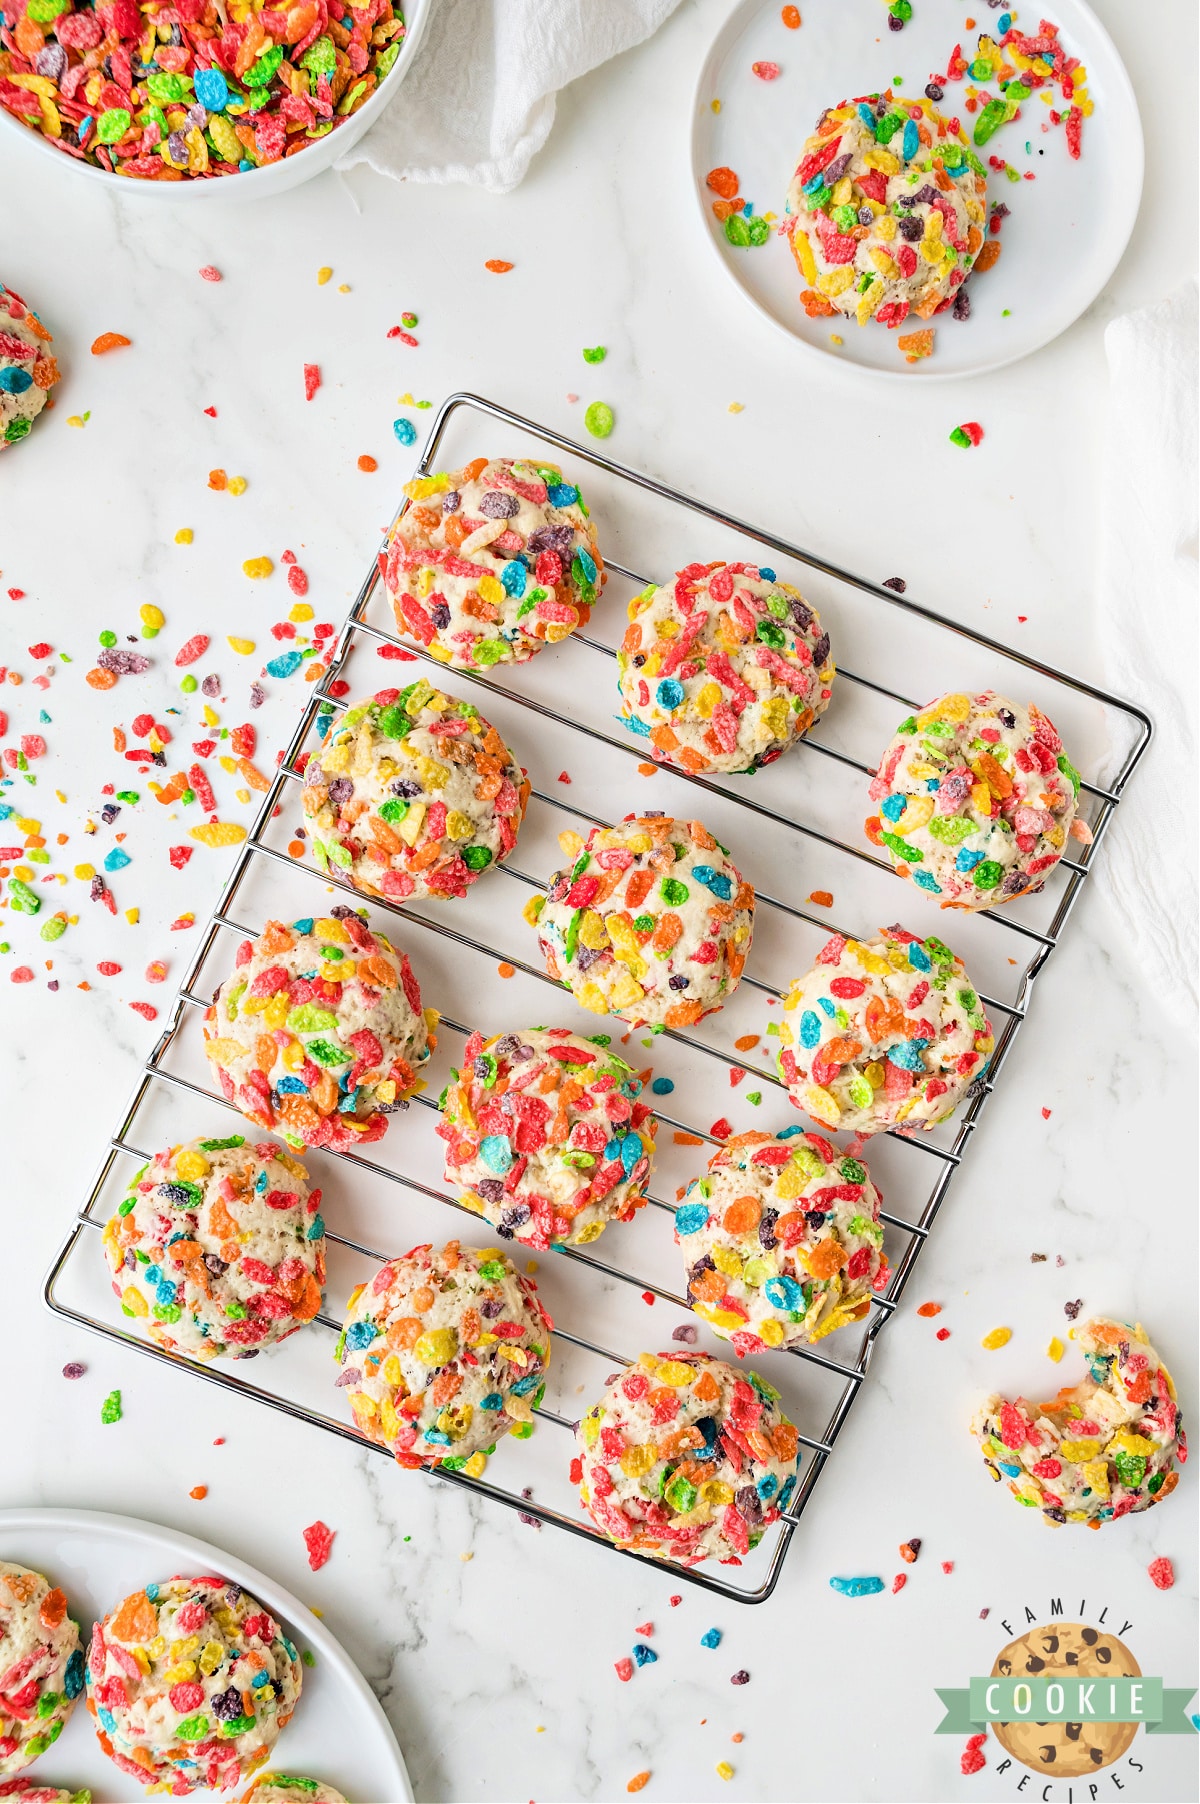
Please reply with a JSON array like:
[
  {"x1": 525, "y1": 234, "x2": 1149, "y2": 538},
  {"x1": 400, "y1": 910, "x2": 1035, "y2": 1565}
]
[
  {"x1": 981, "y1": 1326, "x2": 1012, "y2": 1350},
  {"x1": 414, "y1": 1327, "x2": 458, "y2": 1367},
  {"x1": 121, "y1": 1285, "x2": 148, "y2": 1317},
  {"x1": 654, "y1": 1361, "x2": 696, "y2": 1388},
  {"x1": 716, "y1": 1764, "x2": 735, "y2": 1782},
  {"x1": 190, "y1": 822, "x2": 248, "y2": 848},
  {"x1": 477, "y1": 574, "x2": 505, "y2": 605},
  {"x1": 1081, "y1": 1458, "x2": 1109, "y2": 1500},
  {"x1": 74, "y1": 863, "x2": 95, "y2": 880},
  {"x1": 818, "y1": 266, "x2": 856, "y2": 298},
  {"x1": 66, "y1": 415, "x2": 85, "y2": 428},
  {"x1": 317, "y1": 266, "x2": 333, "y2": 284},
  {"x1": 289, "y1": 602, "x2": 314, "y2": 623},
  {"x1": 794, "y1": 230, "x2": 817, "y2": 283},
  {"x1": 804, "y1": 1084, "x2": 841, "y2": 1124},
  {"x1": 1059, "y1": 1438, "x2": 1103, "y2": 1462},
  {"x1": 227, "y1": 476, "x2": 247, "y2": 497},
  {"x1": 140, "y1": 604, "x2": 165, "y2": 631},
  {"x1": 697, "y1": 1479, "x2": 733, "y2": 1509},
  {"x1": 463, "y1": 1450, "x2": 488, "y2": 1479},
  {"x1": 174, "y1": 1149, "x2": 210, "y2": 1181},
  {"x1": 727, "y1": 401, "x2": 744, "y2": 414},
  {"x1": 619, "y1": 1442, "x2": 657, "y2": 1478},
  {"x1": 242, "y1": 557, "x2": 273, "y2": 579},
  {"x1": 125, "y1": 907, "x2": 139, "y2": 924},
  {"x1": 227, "y1": 637, "x2": 256, "y2": 655},
  {"x1": 1046, "y1": 1337, "x2": 1065, "y2": 1363}
]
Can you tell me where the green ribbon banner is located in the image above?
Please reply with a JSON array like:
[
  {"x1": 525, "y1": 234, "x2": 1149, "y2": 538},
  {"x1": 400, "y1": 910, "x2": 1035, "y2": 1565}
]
[{"x1": 935, "y1": 1676, "x2": 1197, "y2": 1735}]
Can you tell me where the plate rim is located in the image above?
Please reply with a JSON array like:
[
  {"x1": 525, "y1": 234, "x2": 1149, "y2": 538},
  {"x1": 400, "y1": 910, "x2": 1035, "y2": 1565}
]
[
  {"x1": 0, "y1": 1503, "x2": 413, "y2": 1803},
  {"x1": 687, "y1": 0, "x2": 1146, "y2": 382}
]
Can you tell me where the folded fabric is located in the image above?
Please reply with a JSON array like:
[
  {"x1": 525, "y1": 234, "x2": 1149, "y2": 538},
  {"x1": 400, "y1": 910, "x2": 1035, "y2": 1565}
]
[
  {"x1": 1097, "y1": 279, "x2": 1198, "y2": 1023},
  {"x1": 338, "y1": 0, "x2": 684, "y2": 191}
]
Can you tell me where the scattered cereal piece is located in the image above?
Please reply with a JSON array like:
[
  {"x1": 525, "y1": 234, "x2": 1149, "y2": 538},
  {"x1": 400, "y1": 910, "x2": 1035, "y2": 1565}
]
[
  {"x1": 303, "y1": 1520, "x2": 335, "y2": 1570},
  {"x1": 242, "y1": 557, "x2": 273, "y2": 580},
  {"x1": 627, "y1": 1775, "x2": 650, "y2": 1794},
  {"x1": 752, "y1": 60, "x2": 780, "y2": 79},
  {"x1": 1046, "y1": 1337, "x2": 1064, "y2": 1362},
  {"x1": 950, "y1": 422, "x2": 985, "y2": 449},
  {"x1": 189, "y1": 822, "x2": 248, "y2": 847},
  {"x1": 485, "y1": 260, "x2": 514, "y2": 273},
  {"x1": 303, "y1": 363, "x2": 321, "y2": 401},
  {"x1": 941, "y1": 1561, "x2": 954, "y2": 1575},
  {"x1": 199, "y1": 266, "x2": 222, "y2": 282},
  {"x1": 730, "y1": 1669, "x2": 750, "y2": 1685},
  {"x1": 614, "y1": 1657, "x2": 634, "y2": 1682},
  {"x1": 318, "y1": 267, "x2": 333, "y2": 285},
  {"x1": 892, "y1": 1573, "x2": 907, "y2": 1593},
  {"x1": 981, "y1": 1327, "x2": 1012, "y2": 1350},
  {"x1": 189, "y1": 1484, "x2": 208, "y2": 1499},
  {"x1": 899, "y1": 1538, "x2": 921, "y2": 1563},
  {"x1": 782, "y1": 4, "x2": 801, "y2": 24},
  {"x1": 701, "y1": 1628, "x2": 722, "y2": 1648},
  {"x1": 632, "y1": 1643, "x2": 656, "y2": 1667},
  {"x1": 936, "y1": 1327, "x2": 951, "y2": 1341},
  {"x1": 63, "y1": 1362, "x2": 86, "y2": 1379},
  {"x1": 175, "y1": 528, "x2": 193, "y2": 545},
  {"x1": 897, "y1": 328, "x2": 935, "y2": 363},
  {"x1": 715, "y1": 1763, "x2": 734, "y2": 1782},
  {"x1": 829, "y1": 1575, "x2": 884, "y2": 1597},
  {"x1": 961, "y1": 1732, "x2": 986, "y2": 1775},
  {"x1": 807, "y1": 890, "x2": 833, "y2": 907},
  {"x1": 100, "y1": 1389, "x2": 122, "y2": 1423},
  {"x1": 1148, "y1": 1557, "x2": 1174, "y2": 1590},
  {"x1": 583, "y1": 346, "x2": 607, "y2": 363},
  {"x1": 91, "y1": 333, "x2": 131, "y2": 355},
  {"x1": 917, "y1": 1302, "x2": 942, "y2": 1318},
  {"x1": 585, "y1": 401, "x2": 615, "y2": 438},
  {"x1": 358, "y1": 454, "x2": 378, "y2": 472}
]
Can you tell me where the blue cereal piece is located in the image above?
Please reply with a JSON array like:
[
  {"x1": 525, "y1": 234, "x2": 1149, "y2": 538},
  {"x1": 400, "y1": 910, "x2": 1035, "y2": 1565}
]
[
  {"x1": 632, "y1": 1643, "x2": 657, "y2": 1667},
  {"x1": 266, "y1": 650, "x2": 303, "y2": 679},
  {"x1": 674, "y1": 1202, "x2": 711, "y2": 1236},
  {"x1": 829, "y1": 1575, "x2": 885, "y2": 1597},
  {"x1": 656, "y1": 678, "x2": 684, "y2": 710},
  {"x1": 393, "y1": 418, "x2": 418, "y2": 446},
  {"x1": 692, "y1": 865, "x2": 733, "y2": 901},
  {"x1": 700, "y1": 1628, "x2": 722, "y2": 1648},
  {"x1": 650, "y1": 1076, "x2": 674, "y2": 1095}
]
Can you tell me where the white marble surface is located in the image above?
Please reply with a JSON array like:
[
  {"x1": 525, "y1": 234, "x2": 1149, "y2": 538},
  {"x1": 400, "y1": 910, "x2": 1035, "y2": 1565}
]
[{"x1": 1, "y1": 1, "x2": 1197, "y2": 1799}]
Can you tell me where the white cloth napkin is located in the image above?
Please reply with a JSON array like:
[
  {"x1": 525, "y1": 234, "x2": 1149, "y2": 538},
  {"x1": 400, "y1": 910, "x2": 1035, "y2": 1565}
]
[
  {"x1": 1098, "y1": 279, "x2": 1198, "y2": 1023},
  {"x1": 338, "y1": 0, "x2": 684, "y2": 191}
]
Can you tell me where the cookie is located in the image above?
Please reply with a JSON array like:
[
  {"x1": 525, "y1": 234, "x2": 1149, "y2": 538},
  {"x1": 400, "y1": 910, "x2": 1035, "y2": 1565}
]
[
  {"x1": 0, "y1": 285, "x2": 58, "y2": 450},
  {"x1": 777, "y1": 927, "x2": 993, "y2": 1135},
  {"x1": 675, "y1": 1130, "x2": 888, "y2": 1352},
  {"x1": 104, "y1": 1134, "x2": 325, "y2": 1360},
  {"x1": 866, "y1": 691, "x2": 1081, "y2": 907},
  {"x1": 337, "y1": 1240, "x2": 553, "y2": 1473},
  {"x1": 573, "y1": 1351, "x2": 800, "y2": 1564},
  {"x1": 0, "y1": 1784, "x2": 91, "y2": 1802},
  {"x1": 240, "y1": 1779, "x2": 349, "y2": 1804},
  {"x1": 528, "y1": 815, "x2": 754, "y2": 1027},
  {"x1": 784, "y1": 94, "x2": 987, "y2": 329},
  {"x1": 972, "y1": 1316, "x2": 1185, "y2": 1526},
  {"x1": 203, "y1": 913, "x2": 436, "y2": 1153},
  {"x1": 617, "y1": 562, "x2": 834, "y2": 775},
  {"x1": 303, "y1": 680, "x2": 529, "y2": 903},
  {"x1": 85, "y1": 1578, "x2": 302, "y2": 1793},
  {"x1": 0, "y1": 1565, "x2": 83, "y2": 1775},
  {"x1": 989, "y1": 1623, "x2": 1141, "y2": 1776},
  {"x1": 384, "y1": 456, "x2": 603, "y2": 668},
  {"x1": 438, "y1": 1028, "x2": 657, "y2": 1249}
]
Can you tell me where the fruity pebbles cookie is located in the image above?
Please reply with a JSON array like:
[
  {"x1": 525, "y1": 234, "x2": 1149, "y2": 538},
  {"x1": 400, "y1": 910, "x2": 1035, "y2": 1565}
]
[
  {"x1": 0, "y1": 1782, "x2": 90, "y2": 1801},
  {"x1": 867, "y1": 690, "x2": 1082, "y2": 907},
  {"x1": 204, "y1": 913, "x2": 435, "y2": 1153},
  {"x1": 529, "y1": 816, "x2": 754, "y2": 1027},
  {"x1": 104, "y1": 1134, "x2": 325, "y2": 1360},
  {"x1": 784, "y1": 94, "x2": 987, "y2": 330},
  {"x1": 337, "y1": 1240, "x2": 552, "y2": 1473},
  {"x1": 438, "y1": 1028, "x2": 657, "y2": 1249},
  {"x1": 777, "y1": 927, "x2": 993, "y2": 1135},
  {"x1": 617, "y1": 561, "x2": 834, "y2": 775},
  {"x1": 241, "y1": 1779, "x2": 348, "y2": 1804},
  {"x1": 0, "y1": 1565, "x2": 83, "y2": 1774},
  {"x1": 0, "y1": 284, "x2": 58, "y2": 450},
  {"x1": 574, "y1": 1352, "x2": 800, "y2": 1564},
  {"x1": 385, "y1": 456, "x2": 603, "y2": 669},
  {"x1": 86, "y1": 1579, "x2": 301, "y2": 1792},
  {"x1": 303, "y1": 680, "x2": 529, "y2": 902},
  {"x1": 971, "y1": 1317, "x2": 1185, "y2": 1527},
  {"x1": 675, "y1": 1130, "x2": 887, "y2": 1352}
]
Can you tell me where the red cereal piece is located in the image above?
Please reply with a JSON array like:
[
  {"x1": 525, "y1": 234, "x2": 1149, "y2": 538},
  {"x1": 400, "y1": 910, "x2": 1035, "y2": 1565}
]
[
  {"x1": 377, "y1": 644, "x2": 417, "y2": 661},
  {"x1": 175, "y1": 634, "x2": 209, "y2": 667},
  {"x1": 941, "y1": 1561, "x2": 954, "y2": 1574},
  {"x1": 189, "y1": 764, "x2": 216, "y2": 813},
  {"x1": 641, "y1": 1291, "x2": 655, "y2": 1305},
  {"x1": 635, "y1": 1621, "x2": 653, "y2": 1635},
  {"x1": 961, "y1": 1742, "x2": 986, "y2": 1775},
  {"x1": 892, "y1": 1573, "x2": 907, "y2": 1593},
  {"x1": 28, "y1": 642, "x2": 52, "y2": 659},
  {"x1": 614, "y1": 1657, "x2": 634, "y2": 1682},
  {"x1": 304, "y1": 363, "x2": 321, "y2": 401},
  {"x1": 303, "y1": 1519, "x2": 335, "y2": 1570},
  {"x1": 230, "y1": 723, "x2": 256, "y2": 758},
  {"x1": 1148, "y1": 1556, "x2": 1174, "y2": 1590},
  {"x1": 97, "y1": 961, "x2": 122, "y2": 976},
  {"x1": 710, "y1": 1117, "x2": 733, "y2": 1141},
  {"x1": 169, "y1": 845, "x2": 194, "y2": 869},
  {"x1": 129, "y1": 1001, "x2": 158, "y2": 1021},
  {"x1": 288, "y1": 565, "x2": 309, "y2": 596},
  {"x1": 752, "y1": 60, "x2": 780, "y2": 79},
  {"x1": 936, "y1": 1327, "x2": 951, "y2": 1340},
  {"x1": 199, "y1": 267, "x2": 222, "y2": 282},
  {"x1": 669, "y1": 1595, "x2": 682, "y2": 1606},
  {"x1": 11, "y1": 967, "x2": 34, "y2": 983}
]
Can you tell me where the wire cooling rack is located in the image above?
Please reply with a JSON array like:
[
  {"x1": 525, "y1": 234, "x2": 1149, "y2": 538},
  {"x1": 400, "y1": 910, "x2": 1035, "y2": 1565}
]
[{"x1": 45, "y1": 392, "x2": 1151, "y2": 1605}]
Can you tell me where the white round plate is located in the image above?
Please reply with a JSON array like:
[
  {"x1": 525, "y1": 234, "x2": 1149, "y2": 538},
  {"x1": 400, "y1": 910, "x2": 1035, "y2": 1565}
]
[
  {"x1": 0, "y1": 1507, "x2": 412, "y2": 1802},
  {"x1": 690, "y1": 0, "x2": 1143, "y2": 378}
]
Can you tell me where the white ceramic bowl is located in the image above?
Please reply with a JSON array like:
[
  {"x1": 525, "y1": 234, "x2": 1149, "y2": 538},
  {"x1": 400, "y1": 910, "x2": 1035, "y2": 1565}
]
[{"x1": 0, "y1": 0, "x2": 434, "y2": 202}]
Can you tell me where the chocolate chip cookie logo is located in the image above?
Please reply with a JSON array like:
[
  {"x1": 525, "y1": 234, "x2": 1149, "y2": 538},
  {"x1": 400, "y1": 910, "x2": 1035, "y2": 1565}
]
[{"x1": 936, "y1": 1608, "x2": 1197, "y2": 1789}]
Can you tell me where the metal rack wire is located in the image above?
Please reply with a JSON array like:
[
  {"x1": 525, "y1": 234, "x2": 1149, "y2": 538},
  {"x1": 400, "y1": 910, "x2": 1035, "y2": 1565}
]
[{"x1": 45, "y1": 392, "x2": 1151, "y2": 1604}]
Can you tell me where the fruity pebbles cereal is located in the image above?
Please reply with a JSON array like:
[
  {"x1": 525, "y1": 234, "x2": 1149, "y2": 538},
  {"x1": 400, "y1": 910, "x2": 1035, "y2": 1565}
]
[
  {"x1": 203, "y1": 913, "x2": 436, "y2": 1153},
  {"x1": 866, "y1": 690, "x2": 1081, "y2": 907},
  {"x1": 574, "y1": 1351, "x2": 800, "y2": 1564},
  {"x1": 303, "y1": 681, "x2": 529, "y2": 902},
  {"x1": 777, "y1": 927, "x2": 993, "y2": 1135},
  {"x1": 337, "y1": 1240, "x2": 552, "y2": 1473},
  {"x1": 104, "y1": 1134, "x2": 325, "y2": 1360},
  {"x1": 784, "y1": 93, "x2": 987, "y2": 329},
  {"x1": 0, "y1": 1564, "x2": 83, "y2": 1773},
  {"x1": 617, "y1": 561, "x2": 834, "y2": 775},
  {"x1": 972, "y1": 1318, "x2": 1185, "y2": 1526},
  {"x1": 384, "y1": 456, "x2": 603, "y2": 668},
  {"x1": 0, "y1": 0, "x2": 406, "y2": 179},
  {"x1": 438, "y1": 1027, "x2": 657, "y2": 1249},
  {"x1": 86, "y1": 1579, "x2": 302, "y2": 1789},
  {"x1": 529, "y1": 815, "x2": 754, "y2": 1027}
]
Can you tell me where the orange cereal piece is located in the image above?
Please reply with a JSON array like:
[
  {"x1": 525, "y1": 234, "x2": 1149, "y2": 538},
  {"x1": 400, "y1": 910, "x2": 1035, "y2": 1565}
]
[
  {"x1": 497, "y1": 961, "x2": 516, "y2": 978},
  {"x1": 973, "y1": 238, "x2": 1003, "y2": 273},
  {"x1": 627, "y1": 1774, "x2": 651, "y2": 1794},
  {"x1": 807, "y1": 890, "x2": 833, "y2": 907},
  {"x1": 800, "y1": 289, "x2": 837, "y2": 318},
  {"x1": 485, "y1": 259, "x2": 514, "y2": 273},
  {"x1": 109, "y1": 1589, "x2": 157, "y2": 1644},
  {"x1": 897, "y1": 327, "x2": 935, "y2": 362},
  {"x1": 705, "y1": 165, "x2": 740, "y2": 198},
  {"x1": 208, "y1": 468, "x2": 228, "y2": 490},
  {"x1": 38, "y1": 1587, "x2": 68, "y2": 1629},
  {"x1": 781, "y1": 2, "x2": 801, "y2": 23},
  {"x1": 916, "y1": 1301, "x2": 942, "y2": 1318},
  {"x1": 733, "y1": 1033, "x2": 759, "y2": 1052},
  {"x1": 357, "y1": 454, "x2": 378, "y2": 472},
  {"x1": 86, "y1": 666, "x2": 118, "y2": 690},
  {"x1": 91, "y1": 332, "x2": 132, "y2": 354},
  {"x1": 189, "y1": 1485, "x2": 208, "y2": 1500}
]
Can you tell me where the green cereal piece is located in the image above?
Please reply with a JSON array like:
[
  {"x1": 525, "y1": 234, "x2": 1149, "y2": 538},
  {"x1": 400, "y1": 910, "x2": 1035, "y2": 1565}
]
[
  {"x1": 101, "y1": 1390, "x2": 122, "y2": 1424},
  {"x1": 8, "y1": 877, "x2": 40, "y2": 916},
  {"x1": 584, "y1": 401, "x2": 614, "y2": 439},
  {"x1": 582, "y1": 346, "x2": 607, "y2": 363}
]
